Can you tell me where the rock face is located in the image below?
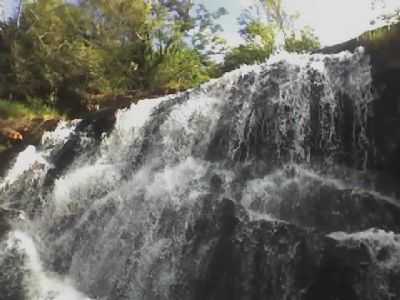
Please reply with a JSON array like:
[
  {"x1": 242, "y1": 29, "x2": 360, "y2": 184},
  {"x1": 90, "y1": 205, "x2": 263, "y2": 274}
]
[
  {"x1": 175, "y1": 198, "x2": 397, "y2": 300},
  {"x1": 1, "y1": 26, "x2": 400, "y2": 300},
  {"x1": 318, "y1": 23, "x2": 400, "y2": 182},
  {"x1": 0, "y1": 208, "x2": 26, "y2": 300},
  {"x1": 0, "y1": 207, "x2": 24, "y2": 239},
  {"x1": 0, "y1": 109, "x2": 117, "y2": 179},
  {"x1": 0, "y1": 118, "x2": 59, "y2": 178}
]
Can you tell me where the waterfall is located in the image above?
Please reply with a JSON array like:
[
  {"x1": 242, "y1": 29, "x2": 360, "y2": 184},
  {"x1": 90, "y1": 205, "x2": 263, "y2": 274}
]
[{"x1": 1, "y1": 48, "x2": 400, "y2": 300}]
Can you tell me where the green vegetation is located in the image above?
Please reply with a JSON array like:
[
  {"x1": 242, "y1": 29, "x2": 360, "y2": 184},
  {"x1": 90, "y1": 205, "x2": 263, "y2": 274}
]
[
  {"x1": 284, "y1": 27, "x2": 321, "y2": 53},
  {"x1": 222, "y1": 0, "x2": 320, "y2": 71},
  {"x1": 0, "y1": 0, "x2": 322, "y2": 120},
  {"x1": 222, "y1": 20, "x2": 276, "y2": 72},
  {"x1": 0, "y1": 99, "x2": 60, "y2": 121},
  {"x1": 0, "y1": 98, "x2": 61, "y2": 157},
  {"x1": 0, "y1": 0, "x2": 227, "y2": 116}
]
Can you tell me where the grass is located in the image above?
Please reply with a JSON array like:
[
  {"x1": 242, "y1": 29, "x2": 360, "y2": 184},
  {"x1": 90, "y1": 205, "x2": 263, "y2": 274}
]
[
  {"x1": 0, "y1": 99, "x2": 63, "y2": 155},
  {"x1": 0, "y1": 101, "x2": 67, "y2": 162},
  {"x1": 0, "y1": 99, "x2": 61, "y2": 121}
]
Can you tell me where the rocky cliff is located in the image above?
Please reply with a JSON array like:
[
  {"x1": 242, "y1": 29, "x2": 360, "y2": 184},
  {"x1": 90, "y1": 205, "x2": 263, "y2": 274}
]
[{"x1": 0, "y1": 24, "x2": 400, "y2": 300}]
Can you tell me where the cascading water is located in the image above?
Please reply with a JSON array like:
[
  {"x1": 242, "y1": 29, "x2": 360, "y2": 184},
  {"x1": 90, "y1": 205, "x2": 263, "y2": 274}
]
[{"x1": 1, "y1": 48, "x2": 400, "y2": 300}]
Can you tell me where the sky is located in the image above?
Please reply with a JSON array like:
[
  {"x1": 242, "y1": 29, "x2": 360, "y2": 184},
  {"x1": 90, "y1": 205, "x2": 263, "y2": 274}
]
[
  {"x1": 197, "y1": 0, "x2": 400, "y2": 46},
  {"x1": 3, "y1": 0, "x2": 17, "y2": 19},
  {"x1": 282, "y1": 0, "x2": 400, "y2": 45},
  {"x1": 3, "y1": 0, "x2": 400, "y2": 46},
  {"x1": 201, "y1": 0, "x2": 400, "y2": 46}
]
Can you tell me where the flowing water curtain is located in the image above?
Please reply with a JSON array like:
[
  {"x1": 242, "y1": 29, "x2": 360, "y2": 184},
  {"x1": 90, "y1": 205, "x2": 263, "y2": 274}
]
[{"x1": 1, "y1": 49, "x2": 400, "y2": 300}]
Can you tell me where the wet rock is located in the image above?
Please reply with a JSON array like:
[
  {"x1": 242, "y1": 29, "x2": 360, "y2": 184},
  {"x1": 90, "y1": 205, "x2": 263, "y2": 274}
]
[
  {"x1": 0, "y1": 242, "x2": 27, "y2": 300},
  {"x1": 0, "y1": 209, "x2": 28, "y2": 300},
  {"x1": 0, "y1": 207, "x2": 24, "y2": 239},
  {"x1": 303, "y1": 238, "x2": 365, "y2": 300},
  {"x1": 0, "y1": 119, "x2": 60, "y2": 177},
  {"x1": 169, "y1": 199, "x2": 400, "y2": 300},
  {"x1": 42, "y1": 109, "x2": 117, "y2": 188},
  {"x1": 1, "y1": 24, "x2": 400, "y2": 300},
  {"x1": 277, "y1": 186, "x2": 400, "y2": 233},
  {"x1": 77, "y1": 108, "x2": 117, "y2": 140},
  {"x1": 317, "y1": 23, "x2": 400, "y2": 182}
]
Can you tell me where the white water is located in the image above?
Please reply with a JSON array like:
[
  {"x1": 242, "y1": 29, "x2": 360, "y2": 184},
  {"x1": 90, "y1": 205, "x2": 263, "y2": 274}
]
[
  {"x1": 0, "y1": 121, "x2": 79, "y2": 190},
  {"x1": 1, "y1": 48, "x2": 398, "y2": 300},
  {"x1": 0, "y1": 231, "x2": 90, "y2": 300},
  {"x1": 329, "y1": 228, "x2": 400, "y2": 270}
]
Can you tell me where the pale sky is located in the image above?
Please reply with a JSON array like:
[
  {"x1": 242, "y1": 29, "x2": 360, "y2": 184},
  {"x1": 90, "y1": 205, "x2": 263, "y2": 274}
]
[
  {"x1": 3, "y1": 0, "x2": 400, "y2": 46},
  {"x1": 197, "y1": 0, "x2": 400, "y2": 46},
  {"x1": 3, "y1": 0, "x2": 16, "y2": 19},
  {"x1": 282, "y1": 0, "x2": 400, "y2": 46}
]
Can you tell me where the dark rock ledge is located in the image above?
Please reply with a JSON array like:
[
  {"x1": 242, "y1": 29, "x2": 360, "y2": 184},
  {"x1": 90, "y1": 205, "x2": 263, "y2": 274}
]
[{"x1": 318, "y1": 23, "x2": 400, "y2": 182}]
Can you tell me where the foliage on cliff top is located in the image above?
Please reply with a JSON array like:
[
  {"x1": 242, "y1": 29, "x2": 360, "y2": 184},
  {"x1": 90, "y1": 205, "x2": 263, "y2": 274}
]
[
  {"x1": 0, "y1": 99, "x2": 60, "y2": 121},
  {"x1": 0, "y1": 0, "x2": 227, "y2": 116},
  {"x1": 221, "y1": 0, "x2": 321, "y2": 72}
]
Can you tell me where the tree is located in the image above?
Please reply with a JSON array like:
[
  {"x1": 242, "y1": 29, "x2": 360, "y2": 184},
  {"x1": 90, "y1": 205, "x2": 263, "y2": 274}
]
[
  {"x1": 153, "y1": 46, "x2": 211, "y2": 92},
  {"x1": 143, "y1": 0, "x2": 227, "y2": 91},
  {"x1": 261, "y1": 0, "x2": 319, "y2": 52},
  {"x1": 190, "y1": 4, "x2": 228, "y2": 57},
  {"x1": 0, "y1": 0, "x2": 230, "y2": 115},
  {"x1": 78, "y1": 0, "x2": 227, "y2": 93},
  {"x1": 11, "y1": 0, "x2": 100, "y2": 112},
  {"x1": 0, "y1": 21, "x2": 18, "y2": 99},
  {"x1": 284, "y1": 26, "x2": 320, "y2": 53},
  {"x1": 222, "y1": 19, "x2": 276, "y2": 72},
  {"x1": 77, "y1": 0, "x2": 152, "y2": 92},
  {"x1": 263, "y1": 0, "x2": 295, "y2": 39},
  {"x1": 222, "y1": 1, "x2": 320, "y2": 72}
]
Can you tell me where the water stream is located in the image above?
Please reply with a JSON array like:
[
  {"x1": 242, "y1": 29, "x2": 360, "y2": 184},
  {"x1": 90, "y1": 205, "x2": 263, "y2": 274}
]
[{"x1": 1, "y1": 49, "x2": 399, "y2": 300}]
